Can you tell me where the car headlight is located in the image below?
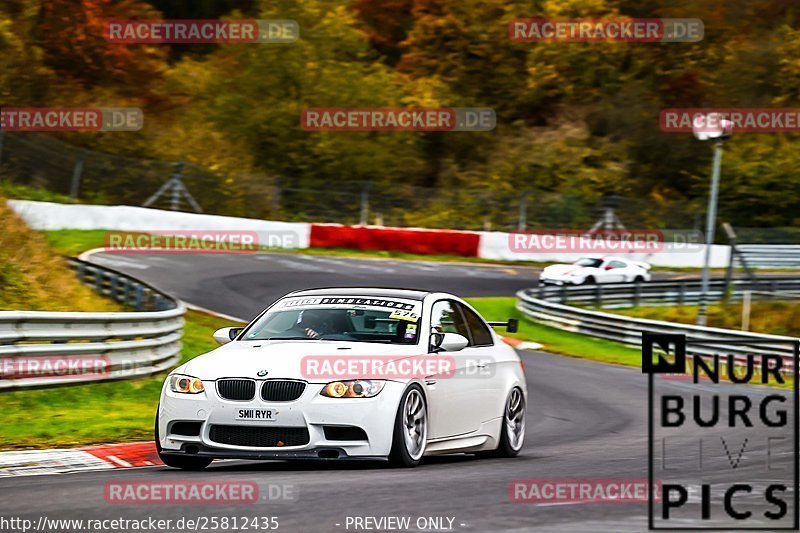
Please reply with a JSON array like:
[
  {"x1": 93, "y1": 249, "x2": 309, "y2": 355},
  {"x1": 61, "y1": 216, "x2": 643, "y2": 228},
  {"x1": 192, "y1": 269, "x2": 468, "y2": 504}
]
[
  {"x1": 320, "y1": 379, "x2": 385, "y2": 398},
  {"x1": 169, "y1": 374, "x2": 205, "y2": 394}
]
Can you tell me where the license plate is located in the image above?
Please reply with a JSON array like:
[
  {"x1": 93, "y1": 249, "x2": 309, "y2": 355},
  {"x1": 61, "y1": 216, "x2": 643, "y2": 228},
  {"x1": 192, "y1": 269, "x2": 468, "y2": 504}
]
[{"x1": 235, "y1": 408, "x2": 276, "y2": 422}]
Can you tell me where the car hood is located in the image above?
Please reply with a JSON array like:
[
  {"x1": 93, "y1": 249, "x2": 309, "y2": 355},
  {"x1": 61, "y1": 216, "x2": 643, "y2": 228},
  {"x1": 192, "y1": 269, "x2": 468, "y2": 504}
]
[
  {"x1": 542, "y1": 264, "x2": 593, "y2": 276},
  {"x1": 179, "y1": 340, "x2": 424, "y2": 382}
]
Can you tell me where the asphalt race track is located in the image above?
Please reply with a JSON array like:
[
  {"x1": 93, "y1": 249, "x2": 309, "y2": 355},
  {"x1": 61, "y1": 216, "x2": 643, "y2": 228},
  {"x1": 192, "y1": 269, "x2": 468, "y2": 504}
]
[
  {"x1": 82, "y1": 251, "x2": 682, "y2": 321},
  {"x1": 0, "y1": 252, "x2": 793, "y2": 532},
  {"x1": 86, "y1": 252, "x2": 546, "y2": 320}
]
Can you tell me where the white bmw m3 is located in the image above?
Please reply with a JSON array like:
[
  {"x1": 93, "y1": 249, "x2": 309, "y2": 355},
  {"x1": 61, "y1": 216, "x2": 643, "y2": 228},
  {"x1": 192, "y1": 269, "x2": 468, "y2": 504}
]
[{"x1": 156, "y1": 288, "x2": 526, "y2": 469}]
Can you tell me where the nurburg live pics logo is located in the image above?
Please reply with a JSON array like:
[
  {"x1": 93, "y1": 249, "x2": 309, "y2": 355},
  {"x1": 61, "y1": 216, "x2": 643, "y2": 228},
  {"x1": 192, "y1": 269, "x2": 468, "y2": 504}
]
[{"x1": 643, "y1": 333, "x2": 799, "y2": 530}]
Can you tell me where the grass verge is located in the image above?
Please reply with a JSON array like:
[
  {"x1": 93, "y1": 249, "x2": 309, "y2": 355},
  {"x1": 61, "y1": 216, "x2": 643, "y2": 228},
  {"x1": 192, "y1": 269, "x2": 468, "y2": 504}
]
[
  {"x1": 0, "y1": 199, "x2": 121, "y2": 312},
  {"x1": 612, "y1": 301, "x2": 800, "y2": 338},
  {"x1": 0, "y1": 182, "x2": 72, "y2": 203},
  {"x1": 0, "y1": 311, "x2": 239, "y2": 450},
  {"x1": 467, "y1": 297, "x2": 792, "y2": 389},
  {"x1": 465, "y1": 297, "x2": 642, "y2": 367}
]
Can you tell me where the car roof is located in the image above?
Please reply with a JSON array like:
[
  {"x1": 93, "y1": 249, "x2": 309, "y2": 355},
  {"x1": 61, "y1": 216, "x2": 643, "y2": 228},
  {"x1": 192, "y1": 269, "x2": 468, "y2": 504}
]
[{"x1": 285, "y1": 287, "x2": 431, "y2": 301}]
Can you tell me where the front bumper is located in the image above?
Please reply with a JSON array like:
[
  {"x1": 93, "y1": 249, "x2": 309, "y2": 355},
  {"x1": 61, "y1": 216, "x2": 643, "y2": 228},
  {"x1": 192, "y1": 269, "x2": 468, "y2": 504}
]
[
  {"x1": 159, "y1": 444, "x2": 375, "y2": 461},
  {"x1": 539, "y1": 276, "x2": 580, "y2": 286},
  {"x1": 158, "y1": 380, "x2": 405, "y2": 460}
]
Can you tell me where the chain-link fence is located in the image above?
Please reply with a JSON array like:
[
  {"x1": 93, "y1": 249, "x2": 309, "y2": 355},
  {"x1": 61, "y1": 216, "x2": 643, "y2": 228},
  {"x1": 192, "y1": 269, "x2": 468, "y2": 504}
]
[{"x1": 0, "y1": 132, "x2": 705, "y2": 232}]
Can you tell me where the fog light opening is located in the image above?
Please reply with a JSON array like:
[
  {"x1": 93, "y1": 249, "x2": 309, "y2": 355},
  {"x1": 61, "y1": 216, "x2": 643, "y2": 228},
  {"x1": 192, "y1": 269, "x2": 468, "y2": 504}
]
[{"x1": 318, "y1": 449, "x2": 340, "y2": 459}]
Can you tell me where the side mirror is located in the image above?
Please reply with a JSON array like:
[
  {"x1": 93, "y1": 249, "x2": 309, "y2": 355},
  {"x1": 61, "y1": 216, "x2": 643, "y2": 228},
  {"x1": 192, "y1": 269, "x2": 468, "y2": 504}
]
[
  {"x1": 213, "y1": 327, "x2": 243, "y2": 345},
  {"x1": 437, "y1": 333, "x2": 469, "y2": 352},
  {"x1": 488, "y1": 319, "x2": 518, "y2": 333},
  {"x1": 506, "y1": 318, "x2": 518, "y2": 333},
  {"x1": 430, "y1": 329, "x2": 444, "y2": 352},
  {"x1": 604, "y1": 265, "x2": 613, "y2": 270}
]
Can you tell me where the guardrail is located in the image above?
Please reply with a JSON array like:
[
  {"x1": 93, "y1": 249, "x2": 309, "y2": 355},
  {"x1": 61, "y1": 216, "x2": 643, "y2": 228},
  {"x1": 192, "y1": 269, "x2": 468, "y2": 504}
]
[
  {"x1": 517, "y1": 281, "x2": 799, "y2": 372},
  {"x1": 736, "y1": 245, "x2": 800, "y2": 269},
  {"x1": 534, "y1": 277, "x2": 800, "y2": 309},
  {"x1": 0, "y1": 258, "x2": 185, "y2": 390},
  {"x1": 69, "y1": 258, "x2": 176, "y2": 312}
]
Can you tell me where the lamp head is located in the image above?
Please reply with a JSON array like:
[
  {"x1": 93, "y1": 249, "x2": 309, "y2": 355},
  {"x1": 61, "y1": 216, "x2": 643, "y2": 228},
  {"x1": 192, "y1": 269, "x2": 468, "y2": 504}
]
[{"x1": 692, "y1": 112, "x2": 732, "y2": 141}]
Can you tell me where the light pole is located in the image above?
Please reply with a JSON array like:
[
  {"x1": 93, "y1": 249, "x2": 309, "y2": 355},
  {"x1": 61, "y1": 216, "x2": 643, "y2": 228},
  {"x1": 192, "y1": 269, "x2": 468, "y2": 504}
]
[{"x1": 693, "y1": 113, "x2": 732, "y2": 326}]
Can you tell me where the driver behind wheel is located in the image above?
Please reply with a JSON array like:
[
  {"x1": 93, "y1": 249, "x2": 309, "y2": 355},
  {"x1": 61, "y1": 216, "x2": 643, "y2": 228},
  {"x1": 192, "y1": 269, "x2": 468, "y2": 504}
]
[{"x1": 295, "y1": 309, "x2": 330, "y2": 339}]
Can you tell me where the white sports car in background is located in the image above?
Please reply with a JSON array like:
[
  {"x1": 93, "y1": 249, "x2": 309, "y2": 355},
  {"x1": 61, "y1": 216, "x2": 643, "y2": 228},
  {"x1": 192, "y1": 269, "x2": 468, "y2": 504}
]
[
  {"x1": 539, "y1": 256, "x2": 652, "y2": 286},
  {"x1": 156, "y1": 288, "x2": 526, "y2": 469}
]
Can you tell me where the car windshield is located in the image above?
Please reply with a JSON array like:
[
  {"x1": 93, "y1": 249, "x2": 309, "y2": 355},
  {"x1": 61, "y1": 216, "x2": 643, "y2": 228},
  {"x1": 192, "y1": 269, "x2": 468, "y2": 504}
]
[
  {"x1": 241, "y1": 296, "x2": 422, "y2": 345},
  {"x1": 575, "y1": 257, "x2": 603, "y2": 267}
]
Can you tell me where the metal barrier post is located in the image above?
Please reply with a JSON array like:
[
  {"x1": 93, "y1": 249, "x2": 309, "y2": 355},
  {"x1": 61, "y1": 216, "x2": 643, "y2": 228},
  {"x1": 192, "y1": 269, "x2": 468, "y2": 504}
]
[
  {"x1": 517, "y1": 191, "x2": 528, "y2": 231},
  {"x1": 69, "y1": 150, "x2": 87, "y2": 201},
  {"x1": 134, "y1": 285, "x2": 144, "y2": 310},
  {"x1": 121, "y1": 278, "x2": 130, "y2": 305},
  {"x1": 359, "y1": 183, "x2": 371, "y2": 226},
  {"x1": 271, "y1": 176, "x2": 281, "y2": 217},
  {"x1": 741, "y1": 290, "x2": 751, "y2": 331},
  {"x1": 697, "y1": 140, "x2": 724, "y2": 326}
]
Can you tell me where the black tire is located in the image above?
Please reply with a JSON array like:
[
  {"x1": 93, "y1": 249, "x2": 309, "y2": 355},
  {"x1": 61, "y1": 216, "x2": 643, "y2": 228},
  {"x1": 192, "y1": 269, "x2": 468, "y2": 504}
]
[
  {"x1": 155, "y1": 407, "x2": 212, "y2": 470},
  {"x1": 582, "y1": 276, "x2": 596, "y2": 285},
  {"x1": 633, "y1": 275, "x2": 644, "y2": 283},
  {"x1": 388, "y1": 385, "x2": 427, "y2": 467},
  {"x1": 476, "y1": 387, "x2": 525, "y2": 458}
]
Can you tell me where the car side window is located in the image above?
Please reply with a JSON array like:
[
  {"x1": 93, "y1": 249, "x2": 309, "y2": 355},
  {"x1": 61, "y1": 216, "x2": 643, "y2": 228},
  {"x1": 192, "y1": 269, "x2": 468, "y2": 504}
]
[
  {"x1": 456, "y1": 303, "x2": 494, "y2": 346},
  {"x1": 430, "y1": 300, "x2": 470, "y2": 339},
  {"x1": 608, "y1": 260, "x2": 627, "y2": 269}
]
